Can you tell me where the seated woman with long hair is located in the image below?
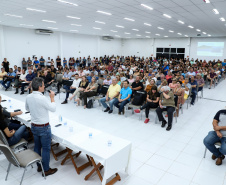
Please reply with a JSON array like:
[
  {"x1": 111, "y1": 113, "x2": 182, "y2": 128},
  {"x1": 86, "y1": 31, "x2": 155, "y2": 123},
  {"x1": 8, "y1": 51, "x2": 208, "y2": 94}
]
[
  {"x1": 173, "y1": 81, "x2": 184, "y2": 116},
  {"x1": 79, "y1": 77, "x2": 98, "y2": 109},
  {"x1": 0, "y1": 105, "x2": 28, "y2": 146},
  {"x1": 134, "y1": 86, "x2": 160, "y2": 124},
  {"x1": 69, "y1": 76, "x2": 89, "y2": 105}
]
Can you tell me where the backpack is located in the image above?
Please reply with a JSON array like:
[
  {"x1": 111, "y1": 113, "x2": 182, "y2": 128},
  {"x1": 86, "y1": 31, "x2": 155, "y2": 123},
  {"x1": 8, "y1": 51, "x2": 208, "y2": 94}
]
[
  {"x1": 87, "y1": 99, "x2": 93, "y2": 109},
  {"x1": 132, "y1": 91, "x2": 147, "y2": 106}
]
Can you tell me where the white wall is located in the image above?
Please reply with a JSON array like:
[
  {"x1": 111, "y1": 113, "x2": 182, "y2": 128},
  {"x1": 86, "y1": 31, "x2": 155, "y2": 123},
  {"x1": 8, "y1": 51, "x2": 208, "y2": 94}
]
[
  {"x1": 0, "y1": 25, "x2": 122, "y2": 66},
  {"x1": 1, "y1": 25, "x2": 226, "y2": 67}
]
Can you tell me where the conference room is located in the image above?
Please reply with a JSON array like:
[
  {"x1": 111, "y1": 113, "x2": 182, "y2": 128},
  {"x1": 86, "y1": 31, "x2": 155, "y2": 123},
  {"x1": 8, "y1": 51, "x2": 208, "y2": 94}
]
[{"x1": 0, "y1": 0, "x2": 226, "y2": 185}]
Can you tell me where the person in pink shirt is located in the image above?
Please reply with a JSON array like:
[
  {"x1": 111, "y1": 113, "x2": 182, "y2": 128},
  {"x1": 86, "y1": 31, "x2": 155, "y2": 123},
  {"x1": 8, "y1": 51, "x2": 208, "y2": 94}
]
[{"x1": 169, "y1": 78, "x2": 178, "y2": 89}]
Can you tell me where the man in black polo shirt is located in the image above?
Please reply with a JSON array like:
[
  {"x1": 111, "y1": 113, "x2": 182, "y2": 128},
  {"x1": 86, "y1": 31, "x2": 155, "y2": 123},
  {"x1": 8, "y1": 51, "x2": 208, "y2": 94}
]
[
  {"x1": 56, "y1": 56, "x2": 61, "y2": 68},
  {"x1": 203, "y1": 110, "x2": 226, "y2": 165},
  {"x1": 131, "y1": 76, "x2": 143, "y2": 94},
  {"x1": 42, "y1": 70, "x2": 54, "y2": 88},
  {"x1": 40, "y1": 56, "x2": 45, "y2": 67}
]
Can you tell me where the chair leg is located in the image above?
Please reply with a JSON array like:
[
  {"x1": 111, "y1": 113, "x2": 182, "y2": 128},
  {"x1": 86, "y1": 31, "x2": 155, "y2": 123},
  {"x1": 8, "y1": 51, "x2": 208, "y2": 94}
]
[
  {"x1": 155, "y1": 112, "x2": 158, "y2": 124},
  {"x1": 5, "y1": 163, "x2": 11, "y2": 181},
  {"x1": 203, "y1": 147, "x2": 207, "y2": 158},
  {"x1": 40, "y1": 161, "x2": 46, "y2": 179},
  {"x1": 20, "y1": 167, "x2": 26, "y2": 185}
]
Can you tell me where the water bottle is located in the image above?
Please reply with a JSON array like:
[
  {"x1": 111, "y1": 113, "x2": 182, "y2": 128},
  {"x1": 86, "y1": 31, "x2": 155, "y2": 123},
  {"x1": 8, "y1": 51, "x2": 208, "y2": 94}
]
[
  {"x1": 89, "y1": 133, "x2": 92, "y2": 139},
  {"x1": 108, "y1": 140, "x2": 112, "y2": 147},
  {"x1": 64, "y1": 121, "x2": 67, "y2": 127},
  {"x1": 59, "y1": 115, "x2": 62, "y2": 123}
]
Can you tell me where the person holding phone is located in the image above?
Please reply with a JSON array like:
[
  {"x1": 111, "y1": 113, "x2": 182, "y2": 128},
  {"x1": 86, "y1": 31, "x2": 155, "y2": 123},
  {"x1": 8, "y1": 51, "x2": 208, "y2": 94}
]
[
  {"x1": 25, "y1": 77, "x2": 57, "y2": 176},
  {"x1": 156, "y1": 86, "x2": 175, "y2": 131}
]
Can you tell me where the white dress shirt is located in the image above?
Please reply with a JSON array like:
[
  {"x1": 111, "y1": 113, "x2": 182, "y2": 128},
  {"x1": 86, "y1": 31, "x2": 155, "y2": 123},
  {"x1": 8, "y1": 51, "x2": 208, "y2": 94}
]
[
  {"x1": 71, "y1": 78, "x2": 81, "y2": 88},
  {"x1": 19, "y1": 73, "x2": 26, "y2": 81},
  {"x1": 25, "y1": 91, "x2": 56, "y2": 124}
]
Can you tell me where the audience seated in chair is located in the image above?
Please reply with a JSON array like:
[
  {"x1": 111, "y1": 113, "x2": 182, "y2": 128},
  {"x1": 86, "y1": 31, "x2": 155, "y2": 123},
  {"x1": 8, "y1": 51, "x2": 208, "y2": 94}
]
[
  {"x1": 156, "y1": 86, "x2": 175, "y2": 131},
  {"x1": 134, "y1": 86, "x2": 160, "y2": 123},
  {"x1": 114, "y1": 80, "x2": 132, "y2": 115},
  {"x1": 1, "y1": 68, "x2": 16, "y2": 91},
  {"x1": 100, "y1": 78, "x2": 121, "y2": 114}
]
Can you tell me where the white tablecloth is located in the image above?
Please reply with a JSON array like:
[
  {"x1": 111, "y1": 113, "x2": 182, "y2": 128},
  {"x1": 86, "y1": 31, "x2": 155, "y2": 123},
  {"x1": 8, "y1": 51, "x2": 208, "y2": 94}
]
[{"x1": 1, "y1": 95, "x2": 132, "y2": 184}]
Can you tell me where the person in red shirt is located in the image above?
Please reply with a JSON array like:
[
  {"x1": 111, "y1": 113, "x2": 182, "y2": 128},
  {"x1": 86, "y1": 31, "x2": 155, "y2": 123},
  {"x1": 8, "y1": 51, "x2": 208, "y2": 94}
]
[{"x1": 108, "y1": 63, "x2": 113, "y2": 71}]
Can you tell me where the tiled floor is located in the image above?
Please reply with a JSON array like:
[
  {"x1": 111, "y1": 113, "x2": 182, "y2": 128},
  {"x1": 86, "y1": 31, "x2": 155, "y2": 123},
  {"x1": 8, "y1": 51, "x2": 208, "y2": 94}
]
[{"x1": 0, "y1": 80, "x2": 226, "y2": 185}]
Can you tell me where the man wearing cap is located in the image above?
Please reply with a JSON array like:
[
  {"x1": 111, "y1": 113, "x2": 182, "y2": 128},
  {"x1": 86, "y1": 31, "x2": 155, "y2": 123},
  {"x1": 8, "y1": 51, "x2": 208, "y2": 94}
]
[{"x1": 156, "y1": 86, "x2": 175, "y2": 131}]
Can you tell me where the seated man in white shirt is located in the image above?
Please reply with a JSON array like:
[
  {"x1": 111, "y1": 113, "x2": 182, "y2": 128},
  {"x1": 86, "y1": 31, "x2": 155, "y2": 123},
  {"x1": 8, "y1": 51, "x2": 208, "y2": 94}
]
[
  {"x1": 15, "y1": 69, "x2": 26, "y2": 94},
  {"x1": 61, "y1": 73, "x2": 81, "y2": 104}
]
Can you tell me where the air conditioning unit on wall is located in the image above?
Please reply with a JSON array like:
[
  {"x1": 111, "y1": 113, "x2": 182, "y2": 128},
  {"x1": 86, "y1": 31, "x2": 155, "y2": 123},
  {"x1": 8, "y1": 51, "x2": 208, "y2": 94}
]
[
  {"x1": 102, "y1": 36, "x2": 114, "y2": 41},
  {"x1": 35, "y1": 29, "x2": 53, "y2": 35}
]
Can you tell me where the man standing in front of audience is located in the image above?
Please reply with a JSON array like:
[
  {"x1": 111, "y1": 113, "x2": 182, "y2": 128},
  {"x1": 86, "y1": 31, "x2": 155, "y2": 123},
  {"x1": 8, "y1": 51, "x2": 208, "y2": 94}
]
[
  {"x1": 204, "y1": 110, "x2": 226, "y2": 166},
  {"x1": 26, "y1": 77, "x2": 57, "y2": 176},
  {"x1": 22, "y1": 57, "x2": 27, "y2": 70},
  {"x1": 100, "y1": 78, "x2": 121, "y2": 114},
  {"x1": 114, "y1": 80, "x2": 132, "y2": 115}
]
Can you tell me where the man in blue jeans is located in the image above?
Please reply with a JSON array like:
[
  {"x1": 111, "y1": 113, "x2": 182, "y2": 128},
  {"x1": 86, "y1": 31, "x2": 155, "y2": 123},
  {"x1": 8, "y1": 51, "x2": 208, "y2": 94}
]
[
  {"x1": 1, "y1": 68, "x2": 16, "y2": 91},
  {"x1": 189, "y1": 76, "x2": 198, "y2": 105},
  {"x1": 203, "y1": 109, "x2": 226, "y2": 165},
  {"x1": 114, "y1": 80, "x2": 132, "y2": 115},
  {"x1": 100, "y1": 78, "x2": 121, "y2": 114},
  {"x1": 26, "y1": 77, "x2": 57, "y2": 176}
]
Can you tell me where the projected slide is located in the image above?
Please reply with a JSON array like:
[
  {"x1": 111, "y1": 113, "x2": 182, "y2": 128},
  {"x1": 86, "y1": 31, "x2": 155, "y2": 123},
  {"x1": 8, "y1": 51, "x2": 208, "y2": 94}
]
[{"x1": 197, "y1": 42, "x2": 224, "y2": 56}]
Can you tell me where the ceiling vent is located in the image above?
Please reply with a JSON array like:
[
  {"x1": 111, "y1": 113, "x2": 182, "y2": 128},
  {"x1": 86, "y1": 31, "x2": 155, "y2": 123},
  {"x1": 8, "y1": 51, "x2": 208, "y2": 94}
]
[
  {"x1": 35, "y1": 29, "x2": 53, "y2": 35},
  {"x1": 197, "y1": 34, "x2": 201, "y2": 37},
  {"x1": 102, "y1": 36, "x2": 114, "y2": 41}
]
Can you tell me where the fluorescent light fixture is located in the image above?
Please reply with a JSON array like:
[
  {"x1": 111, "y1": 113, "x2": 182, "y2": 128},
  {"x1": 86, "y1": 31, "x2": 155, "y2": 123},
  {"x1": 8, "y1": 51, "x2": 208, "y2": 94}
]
[
  {"x1": 110, "y1": 30, "x2": 118, "y2": 32},
  {"x1": 57, "y1": 0, "x2": 78, "y2": 6},
  {"x1": 144, "y1": 23, "x2": 151, "y2": 26},
  {"x1": 47, "y1": 27, "x2": 58, "y2": 29},
  {"x1": 208, "y1": 34, "x2": 211, "y2": 36},
  {"x1": 116, "y1": 25, "x2": 124, "y2": 28},
  {"x1": 136, "y1": 34, "x2": 141, "y2": 36},
  {"x1": 163, "y1": 14, "x2": 171, "y2": 18},
  {"x1": 177, "y1": 33, "x2": 182, "y2": 35},
  {"x1": 185, "y1": 35, "x2": 189, "y2": 37},
  {"x1": 115, "y1": 35, "x2": 120, "y2": 37},
  {"x1": 132, "y1": 29, "x2": 139, "y2": 31},
  {"x1": 66, "y1": 16, "x2": 80, "y2": 19},
  {"x1": 212, "y1": 9, "x2": 219, "y2": 14},
  {"x1": 93, "y1": 27, "x2": 101, "y2": 30},
  {"x1": 42, "y1": 20, "x2": 56, "y2": 23},
  {"x1": 26, "y1": 8, "x2": 46, "y2": 13},
  {"x1": 125, "y1": 32, "x2": 131, "y2": 34},
  {"x1": 71, "y1": 24, "x2": 82, "y2": 26},
  {"x1": 202, "y1": 32, "x2": 207, "y2": 34},
  {"x1": 97, "y1": 10, "x2": 112, "y2": 15},
  {"x1": 188, "y1": 25, "x2": 194, "y2": 28},
  {"x1": 178, "y1": 20, "x2": 184, "y2": 24},
  {"x1": 141, "y1": 4, "x2": 153, "y2": 10},
  {"x1": 95, "y1": 21, "x2": 105, "y2": 24},
  {"x1": 70, "y1": 30, "x2": 78, "y2": 32},
  {"x1": 124, "y1": 17, "x2": 135, "y2": 21},
  {"x1": 4, "y1": 14, "x2": 23, "y2": 18},
  {"x1": 145, "y1": 31, "x2": 151, "y2": 34},
  {"x1": 155, "y1": 34, "x2": 160, "y2": 36},
  {"x1": 196, "y1": 29, "x2": 201, "y2": 32},
  {"x1": 146, "y1": 36, "x2": 151, "y2": 38},
  {"x1": 20, "y1": 24, "x2": 34, "y2": 26},
  {"x1": 169, "y1": 30, "x2": 174, "y2": 33},
  {"x1": 164, "y1": 36, "x2": 168, "y2": 37},
  {"x1": 205, "y1": 0, "x2": 210, "y2": 3},
  {"x1": 158, "y1": 27, "x2": 164, "y2": 30},
  {"x1": 220, "y1": 17, "x2": 225, "y2": 22}
]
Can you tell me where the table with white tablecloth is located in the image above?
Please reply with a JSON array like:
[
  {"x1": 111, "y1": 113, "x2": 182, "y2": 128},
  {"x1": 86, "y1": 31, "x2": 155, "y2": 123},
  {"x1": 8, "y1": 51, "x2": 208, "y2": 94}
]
[{"x1": 1, "y1": 94, "x2": 132, "y2": 185}]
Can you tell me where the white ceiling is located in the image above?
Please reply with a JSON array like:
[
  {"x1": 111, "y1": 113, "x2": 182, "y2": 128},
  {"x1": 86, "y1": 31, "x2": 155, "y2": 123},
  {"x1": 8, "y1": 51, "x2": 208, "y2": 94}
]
[{"x1": 0, "y1": 0, "x2": 226, "y2": 39}]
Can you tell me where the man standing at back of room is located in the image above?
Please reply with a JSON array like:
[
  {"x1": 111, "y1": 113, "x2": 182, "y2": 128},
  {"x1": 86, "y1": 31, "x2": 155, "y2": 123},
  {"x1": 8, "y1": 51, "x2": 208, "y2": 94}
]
[{"x1": 25, "y1": 77, "x2": 58, "y2": 176}]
